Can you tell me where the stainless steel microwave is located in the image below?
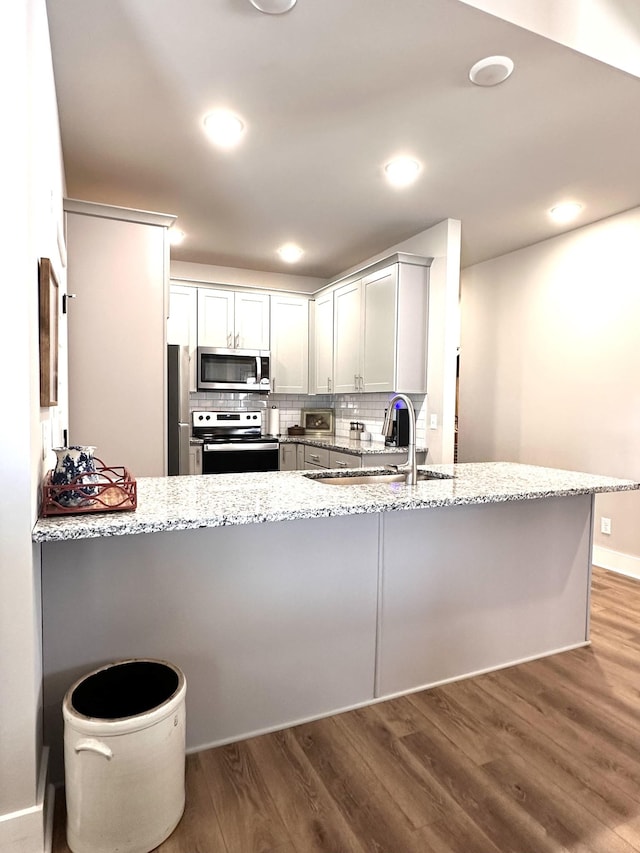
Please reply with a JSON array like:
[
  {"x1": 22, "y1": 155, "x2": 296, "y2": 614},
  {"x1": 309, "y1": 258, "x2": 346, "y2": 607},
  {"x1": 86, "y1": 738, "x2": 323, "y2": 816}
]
[{"x1": 197, "y1": 347, "x2": 271, "y2": 393}]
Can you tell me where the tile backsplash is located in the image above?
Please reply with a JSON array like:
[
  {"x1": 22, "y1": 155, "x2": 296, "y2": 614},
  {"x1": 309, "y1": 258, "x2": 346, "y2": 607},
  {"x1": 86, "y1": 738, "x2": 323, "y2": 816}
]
[{"x1": 189, "y1": 391, "x2": 428, "y2": 447}]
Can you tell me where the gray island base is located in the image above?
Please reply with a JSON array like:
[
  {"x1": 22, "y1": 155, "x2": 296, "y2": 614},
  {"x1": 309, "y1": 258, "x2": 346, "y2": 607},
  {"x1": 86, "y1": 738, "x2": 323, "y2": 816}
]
[{"x1": 38, "y1": 463, "x2": 639, "y2": 780}]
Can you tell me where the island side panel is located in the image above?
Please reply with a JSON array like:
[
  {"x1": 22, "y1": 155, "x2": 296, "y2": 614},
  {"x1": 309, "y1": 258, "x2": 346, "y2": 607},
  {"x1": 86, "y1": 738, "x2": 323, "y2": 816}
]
[
  {"x1": 376, "y1": 494, "x2": 593, "y2": 698},
  {"x1": 42, "y1": 513, "x2": 379, "y2": 782}
]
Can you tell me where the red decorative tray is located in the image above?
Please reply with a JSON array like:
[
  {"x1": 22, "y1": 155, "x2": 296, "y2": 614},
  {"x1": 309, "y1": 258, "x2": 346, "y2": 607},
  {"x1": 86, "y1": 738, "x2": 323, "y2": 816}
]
[{"x1": 41, "y1": 462, "x2": 137, "y2": 517}]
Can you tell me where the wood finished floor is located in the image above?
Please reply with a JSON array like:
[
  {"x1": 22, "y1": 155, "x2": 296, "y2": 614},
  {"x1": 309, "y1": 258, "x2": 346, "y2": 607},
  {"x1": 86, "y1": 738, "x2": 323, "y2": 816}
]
[{"x1": 52, "y1": 566, "x2": 640, "y2": 853}]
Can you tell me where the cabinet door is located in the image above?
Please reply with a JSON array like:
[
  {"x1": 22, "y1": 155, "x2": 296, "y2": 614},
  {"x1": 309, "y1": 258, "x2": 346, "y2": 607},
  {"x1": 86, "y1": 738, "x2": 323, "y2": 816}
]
[
  {"x1": 198, "y1": 289, "x2": 234, "y2": 348},
  {"x1": 168, "y1": 284, "x2": 198, "y2": 390},
  {"x1": 313, "y1": 291, "x2": 334, "y2": 394},
  {"x1": 296, "y1": 444, "x2": 305, "y2": 470},
  {"x1": 235, "y1": 291, "x2": 270, "y2": 350},
  {"x1": 279, "y1": 443, "x2": 297, "y2": 471},
  {"x1": 362, "y1": 266, "x2": 397, "y2": 393},
  {"x1": 333, "y1": 280, "x2": 362, "y2": 394},
  {"x1": 270, "y1": 295, "x2": 308, "y2": 394}
]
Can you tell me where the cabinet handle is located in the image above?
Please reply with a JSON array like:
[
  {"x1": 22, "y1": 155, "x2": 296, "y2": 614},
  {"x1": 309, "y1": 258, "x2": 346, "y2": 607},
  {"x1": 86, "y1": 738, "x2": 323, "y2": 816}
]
[
  {"x1": 354, "y1": 374, "x2": 358, "y2": 390},
  {"x1": 336, "y1": 460, "x2": 348, "y2": 467},
  {"x1": 310, "y1": 454, "x2": 320, "y2": 461},
  {"x1": 328, "y1": 377, "x2": 332, "y2": 392},
  {"x1": 228, "y1": 333, "x2": 232, "y2": 348},
  {"x1": 272, "y1": 375, "x2": 276, "y2": 392},
  {"x1": 235, "y1": 333, "x2": 240, "y2": 348}
]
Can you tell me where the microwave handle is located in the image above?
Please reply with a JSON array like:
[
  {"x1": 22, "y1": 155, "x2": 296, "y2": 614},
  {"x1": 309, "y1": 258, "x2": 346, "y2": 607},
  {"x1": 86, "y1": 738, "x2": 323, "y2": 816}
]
[{"x1": 256, "y1": 356, "x2": 262, "y2": 385}]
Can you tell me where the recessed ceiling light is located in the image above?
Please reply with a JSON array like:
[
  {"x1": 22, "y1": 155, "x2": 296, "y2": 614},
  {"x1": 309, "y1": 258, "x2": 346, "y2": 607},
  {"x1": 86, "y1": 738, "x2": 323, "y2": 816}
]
[
  {"x1": 203, "y1": 110, "x2": 245, "y2": 149},
  {"x1": 469, "y1": 55, "x2": 514, "y2": 87},
  {"x1": 169, "y1": 228, "x2": 185, "y2": 246},
  {"x1": 277, "y1": 243, "x2": 304, "y2": 263},
  {"x1": 384, "y1": 157, "x2": 421, "y2": 187},
  {"x1": 249, "y1": 0, "x2": 297, "y2": 13},
  {"x1": 549, "y1": 202, "x2": 583, "y2": 223}
]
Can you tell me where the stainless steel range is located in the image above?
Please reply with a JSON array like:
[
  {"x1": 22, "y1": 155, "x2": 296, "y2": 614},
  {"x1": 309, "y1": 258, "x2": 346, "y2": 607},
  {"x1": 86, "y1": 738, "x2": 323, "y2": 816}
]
[{"x1": 191, "y1": 410, "x2": 278, "y2": 474}]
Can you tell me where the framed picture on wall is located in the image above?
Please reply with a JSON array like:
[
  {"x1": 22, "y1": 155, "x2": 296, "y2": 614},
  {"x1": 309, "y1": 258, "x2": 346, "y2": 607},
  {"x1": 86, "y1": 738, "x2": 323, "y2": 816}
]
[{"x1": 39, "y1": 257, "x2": 59, "y2": 407}]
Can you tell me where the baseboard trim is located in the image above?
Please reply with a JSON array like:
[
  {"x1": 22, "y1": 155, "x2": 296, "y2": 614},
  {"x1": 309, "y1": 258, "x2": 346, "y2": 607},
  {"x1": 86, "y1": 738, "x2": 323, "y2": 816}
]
[
  {"x1": 0, "y1": 747, "x2": 52, "y2": 853},
  {"x1": 593, "y1": 545, "x2": 640, "y2": 580}
]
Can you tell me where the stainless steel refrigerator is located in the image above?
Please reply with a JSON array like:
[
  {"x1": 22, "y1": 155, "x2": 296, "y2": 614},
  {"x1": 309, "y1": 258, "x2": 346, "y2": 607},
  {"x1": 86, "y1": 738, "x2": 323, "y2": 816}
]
[{"x1": 167, "y1": 344, "x2": 191, "y2": 475}]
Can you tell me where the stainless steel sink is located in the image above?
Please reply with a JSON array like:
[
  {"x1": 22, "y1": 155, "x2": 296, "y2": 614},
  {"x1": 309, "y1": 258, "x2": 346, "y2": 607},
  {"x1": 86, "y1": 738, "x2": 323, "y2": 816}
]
[{"x1": 306, "y1": 471, "x2": 448, "y2": 486}]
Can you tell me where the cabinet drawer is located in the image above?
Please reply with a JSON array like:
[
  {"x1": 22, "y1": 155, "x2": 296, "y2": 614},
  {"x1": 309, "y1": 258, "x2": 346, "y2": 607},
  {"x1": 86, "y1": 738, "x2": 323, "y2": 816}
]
[
  {"x1": 329, "y1": 450, "x2": 362, "y2": 470},
  {"x1": 304, "y1": 446, "x2": 330, "y2": 468}
]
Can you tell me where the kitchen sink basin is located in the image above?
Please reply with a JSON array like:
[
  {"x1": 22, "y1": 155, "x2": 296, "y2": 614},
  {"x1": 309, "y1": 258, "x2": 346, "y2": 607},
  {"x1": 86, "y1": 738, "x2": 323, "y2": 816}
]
[{"x1": 305, "y1": 471, "x2": 449, "y2": 486}]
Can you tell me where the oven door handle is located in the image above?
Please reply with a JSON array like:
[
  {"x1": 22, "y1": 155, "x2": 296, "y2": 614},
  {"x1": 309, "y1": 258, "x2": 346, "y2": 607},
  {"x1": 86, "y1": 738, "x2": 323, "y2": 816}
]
[{"x1": 204, "y1": 442, "x2": 279, "y2": 452}]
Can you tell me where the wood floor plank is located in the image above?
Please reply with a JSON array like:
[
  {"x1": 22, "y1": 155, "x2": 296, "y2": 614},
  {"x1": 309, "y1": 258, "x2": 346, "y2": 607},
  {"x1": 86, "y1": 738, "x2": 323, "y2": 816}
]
[
  {"x1": 366, "y1": 693, "x2": 429, "y2": 737},
  {"x1": 332, "y1": 702, "x2": 456, "y2": 829},
  {"x1": 434, "y1": 675, "x2": 640, "y2": 829},
  {"x1": 407, "y1": 682, "x2": 508, "y2": 765},
  {"x1": 246, "y1": 727, "x2": 366, "y2": 853},
  {"x1": 198, "y1": 738, "x2": 293, "y2": 853},
  {"x1": 399, "y1": 724, "x2": 574, "y2": 853},
  {"x1": 478, "y1": 668, "x2": 640, "y2": 807},
  {"x1": 157, "y1": 753, "x2": 228, "y2": 853},
  {"x1": 292, "y1": 717, "x2": 439, "y2": 853},
  {"x1": 616, "y1": 815, "x2": 640, "y2": 850},
  {"x1": 482, "y1": 752, "x2": 640, "y2": 853},
  {"x1": 529, "y1": 649, "x2": 640, "y2": 731},
  {"x1": 51, "y1": 789, "x2": 70, "y2": 853}
]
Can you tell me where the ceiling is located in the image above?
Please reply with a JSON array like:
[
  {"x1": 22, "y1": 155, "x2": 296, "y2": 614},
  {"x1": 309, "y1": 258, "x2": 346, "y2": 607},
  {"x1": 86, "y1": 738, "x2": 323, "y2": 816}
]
[{"x1": 45, "y1": 0, "x2": 640, "y2": 279}]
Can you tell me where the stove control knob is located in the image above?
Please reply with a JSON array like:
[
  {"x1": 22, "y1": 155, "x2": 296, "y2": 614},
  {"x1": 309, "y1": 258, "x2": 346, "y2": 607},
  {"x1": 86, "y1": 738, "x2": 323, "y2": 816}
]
[
  {"x1": 205, "y1": 415, "x2": 211, "y2": 420},
  {"x1": 197, "y1": 415, "x2": 203, "y2": 421}
]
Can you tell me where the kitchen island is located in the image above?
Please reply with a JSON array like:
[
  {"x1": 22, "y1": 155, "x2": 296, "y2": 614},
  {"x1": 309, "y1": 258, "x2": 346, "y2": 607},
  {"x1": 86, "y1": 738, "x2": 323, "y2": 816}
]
[{"x1": 35, "y1": 463, "x2": 639, "y2": 780}]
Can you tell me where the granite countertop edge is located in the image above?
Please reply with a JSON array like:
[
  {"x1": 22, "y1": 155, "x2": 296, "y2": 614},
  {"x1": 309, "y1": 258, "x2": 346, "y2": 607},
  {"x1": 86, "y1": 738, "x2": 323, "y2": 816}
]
[
  {"x1": 278, "y1": 435, "x2": 425, "y2": 454},
  {"x1": 33, "y1": 462, "x2": 640, "y2": 543}
]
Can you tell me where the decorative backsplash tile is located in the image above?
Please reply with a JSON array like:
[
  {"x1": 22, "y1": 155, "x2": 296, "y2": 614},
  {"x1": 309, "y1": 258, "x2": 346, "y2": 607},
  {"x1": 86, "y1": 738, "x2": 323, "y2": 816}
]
[{"x1": 189, "y1": 391, "x2": 428, "y2": 444}]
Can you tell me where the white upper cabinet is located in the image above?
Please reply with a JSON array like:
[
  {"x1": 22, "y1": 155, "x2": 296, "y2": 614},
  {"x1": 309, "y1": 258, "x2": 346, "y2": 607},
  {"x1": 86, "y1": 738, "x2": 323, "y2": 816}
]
[
  {"x1": 197, "y1": 289, "x2": 234, "y2": 347},
  {"x1": 270, "y1": 294, "x2": 309, "y2": 394},
  {"x1": 333, "y1": 279, "x2": 363, "y2": 393},
  {"x1": 311, "y1": 290, "x2": 334, "y2": 394},
  {"x1": 198, "y1": 288, "x2": 270, "y2": 350},
  {"x1": 167, "y1": 283, "x2": 198, "y2": 390},
  {"x1": 234, "y1": 291, "x2": 270, "y2": 350},
  {"x1": 325, "y1": 253, "x2": 431, "y2": 395},
  {"x1": 361, "y1": 266, "x2": 397, "y2": 392}
]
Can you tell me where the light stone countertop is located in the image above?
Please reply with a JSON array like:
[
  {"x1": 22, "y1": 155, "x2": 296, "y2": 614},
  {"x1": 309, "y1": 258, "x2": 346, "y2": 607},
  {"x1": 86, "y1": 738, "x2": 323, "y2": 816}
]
[
  {"x1": 278, "y1": 435, "x2": 423, "y2": 455},
  {"x1": 33, "y1": 462, "x2": 640, "y2": 543}
]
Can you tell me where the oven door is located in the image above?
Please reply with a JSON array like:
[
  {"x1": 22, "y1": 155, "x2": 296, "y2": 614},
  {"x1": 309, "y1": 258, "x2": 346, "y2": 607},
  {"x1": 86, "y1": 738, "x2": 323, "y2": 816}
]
[
  {"x1": 197, "y1": 348, "x2": 270, "y2": 393},
  {"x1": 202, "y1": 442, "x2": 279, "y2": 474}
]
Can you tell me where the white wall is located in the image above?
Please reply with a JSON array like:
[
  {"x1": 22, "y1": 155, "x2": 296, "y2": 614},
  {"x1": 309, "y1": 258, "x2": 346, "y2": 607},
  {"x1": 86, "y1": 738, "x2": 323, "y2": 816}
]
[
  {"x1": 459, "y1": 0, "x2": 640, "y2": 78},
  {"x1": 0, "y1": 0, "x2": 66, "y2": 849},
  {"x1": 459, "y1": 207, "x2": 640, "y2": 572}
]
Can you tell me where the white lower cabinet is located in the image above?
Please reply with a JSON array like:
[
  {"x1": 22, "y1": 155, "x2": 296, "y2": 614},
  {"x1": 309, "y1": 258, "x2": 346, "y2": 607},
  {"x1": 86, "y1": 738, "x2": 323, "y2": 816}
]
[
  {"x1": 189, "y1": 444, "x2": 202, "y2": 475},
  {"x1": 279, "y1": 443, "x2": 297, "y2": 471},
  {"x1": 304, "y1": 446, "x2": 331, "y2": 470},
  {"x1": 330, "y1": 450, "x2": 362, "y2": 469}
]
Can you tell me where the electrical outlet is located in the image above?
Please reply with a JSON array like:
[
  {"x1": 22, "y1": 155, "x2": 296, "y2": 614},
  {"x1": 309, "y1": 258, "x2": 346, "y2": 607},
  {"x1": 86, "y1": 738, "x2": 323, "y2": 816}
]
[
  {"x1": 600, "y1": 517, "x2": 612, "y2": 535},
  {"x1": 429, "y1": 413, "x2": 438, "y2": 430}
]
